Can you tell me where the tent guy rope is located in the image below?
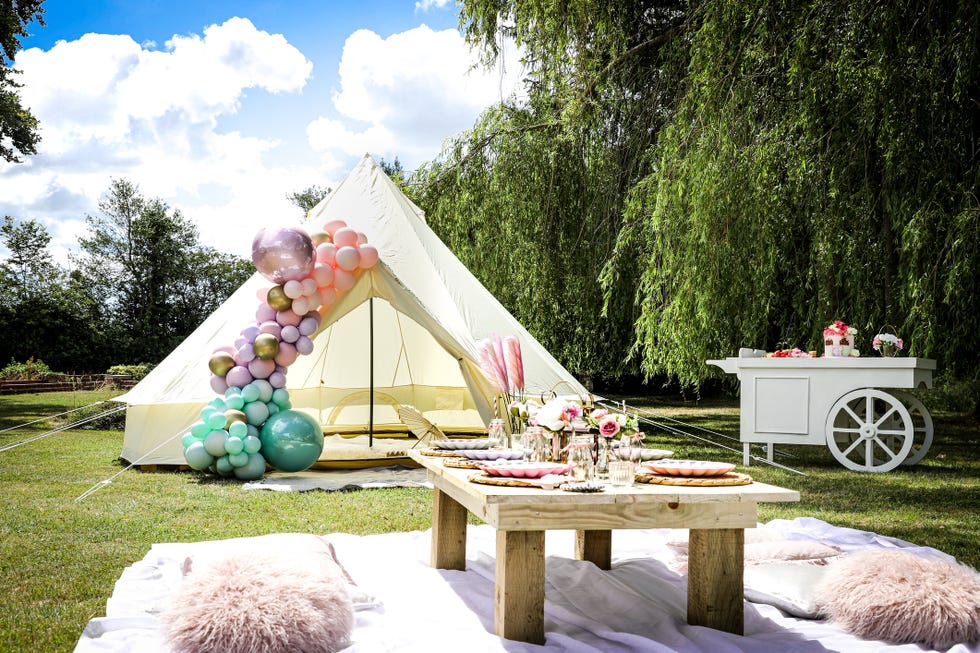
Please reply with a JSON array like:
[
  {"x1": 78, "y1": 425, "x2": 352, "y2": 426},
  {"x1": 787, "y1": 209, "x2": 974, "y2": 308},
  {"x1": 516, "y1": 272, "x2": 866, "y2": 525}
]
[{"x1": 0, "y1": 403, "x2": 126, "y2": 454}]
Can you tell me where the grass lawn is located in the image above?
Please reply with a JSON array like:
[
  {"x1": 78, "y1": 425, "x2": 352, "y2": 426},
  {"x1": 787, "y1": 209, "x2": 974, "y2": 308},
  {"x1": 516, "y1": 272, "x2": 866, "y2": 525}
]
[{"x1": 1, "y1": 389, "x2": 978, "y2": 651}]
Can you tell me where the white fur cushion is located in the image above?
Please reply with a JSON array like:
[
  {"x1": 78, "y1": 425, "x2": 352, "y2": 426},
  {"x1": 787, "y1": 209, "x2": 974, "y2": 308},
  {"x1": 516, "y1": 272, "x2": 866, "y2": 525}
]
[
  {"x1": 163, "y1": 549, "x2": 354, "y2": 653},
  {"x1": 814, "y1": 549, "x2": 980, "y2": 649}
]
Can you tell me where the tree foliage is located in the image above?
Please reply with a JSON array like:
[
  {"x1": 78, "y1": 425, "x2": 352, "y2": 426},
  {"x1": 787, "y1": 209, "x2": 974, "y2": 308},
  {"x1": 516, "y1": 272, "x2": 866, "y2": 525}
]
[
  {"x1": 0, "y1": 0, "x2": 43, "y2": 162},
  {"x1": 415, "y1": 0, "x2": 688, "y2": 384},
  {"x1": 611, "y1": 0, "x2": 980, "y2": 387},
  {"x1": 286, "y1": 185, "x2": 331, "y2": 216}
]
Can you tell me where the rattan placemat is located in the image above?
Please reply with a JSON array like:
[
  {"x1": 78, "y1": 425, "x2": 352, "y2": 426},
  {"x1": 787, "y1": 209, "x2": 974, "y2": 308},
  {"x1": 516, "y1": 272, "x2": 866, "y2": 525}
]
[
  {"x1": 443, "y1": 457, "x2": 480, "y2": 469},
  {"x1": 467, "y1": 472, "x2": 548, "y2": 488},
  {"x1": 419, "y1": 448, "x2": 460, "y2": 457},
  {"x1": 635, "y1": 471, "x2": 753, "y2": 486}
]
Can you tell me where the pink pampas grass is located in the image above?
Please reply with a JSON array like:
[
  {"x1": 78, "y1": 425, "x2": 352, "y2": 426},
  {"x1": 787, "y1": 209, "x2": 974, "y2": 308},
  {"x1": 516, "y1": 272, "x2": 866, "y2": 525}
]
[
  {"x1": 504, "y1": 336, "x2": 524, "y2": 393},
  {"x1": 814, "y1": 549, "x2": 980, "y2": 649},
  {"x1": 164, "y1": 550, "x2": 354, "y2": 653}
]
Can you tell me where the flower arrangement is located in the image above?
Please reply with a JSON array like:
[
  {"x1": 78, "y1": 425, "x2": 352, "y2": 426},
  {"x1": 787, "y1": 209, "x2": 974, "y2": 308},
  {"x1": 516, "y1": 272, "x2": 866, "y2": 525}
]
[
  {"x1": 586, "y1": 407, "x2": 640, "y2": 438},
  {"x1": 823, "y1": 320, "x2": 857, "y2": 339},
  {"x1": 532, "y1": 397, "x2": 583, "y2": 432},
  {"x1": 873, "y1": 332, "x2": 903, "y2": 357}
]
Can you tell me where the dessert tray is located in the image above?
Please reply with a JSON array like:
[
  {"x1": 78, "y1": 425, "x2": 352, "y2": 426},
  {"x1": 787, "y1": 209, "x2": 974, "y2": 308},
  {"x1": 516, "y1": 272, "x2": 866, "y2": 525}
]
[
  {"x1": 458, "y1": 449, "x2": 525, "y2": 461},
  {"x1": 478, "y1": 461, "x2": 569, "y2": 478},
  {"x1": 640, "y1": 459, "x2": 736, "y2": 477},
  {"x1": 431, "y1": 439, "x2": 491, "y2": 451}
]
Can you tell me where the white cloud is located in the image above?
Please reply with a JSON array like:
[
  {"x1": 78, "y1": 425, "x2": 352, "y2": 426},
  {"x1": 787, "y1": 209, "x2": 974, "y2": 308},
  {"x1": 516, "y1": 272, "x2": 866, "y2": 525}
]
[
  {"x1": 1, "y1": 17, "x2": 317, "y2": 262},
  {"x1": 415, "y1": 0, "x2": 454, "y2": 11},
  {"x1": 307, "y1": 24, "x2": 523, "y2": 167}
]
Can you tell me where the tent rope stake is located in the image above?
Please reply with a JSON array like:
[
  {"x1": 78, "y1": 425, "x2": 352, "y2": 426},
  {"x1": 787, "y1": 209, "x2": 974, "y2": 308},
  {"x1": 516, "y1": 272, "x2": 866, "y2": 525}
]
[{"x1": 0, "y1": 404, "x2": 126, "y2": 454}]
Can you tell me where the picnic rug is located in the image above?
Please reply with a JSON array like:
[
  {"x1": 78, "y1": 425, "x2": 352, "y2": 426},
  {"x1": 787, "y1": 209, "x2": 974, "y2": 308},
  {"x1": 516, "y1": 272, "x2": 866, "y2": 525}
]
[
  {"x1": 75, "y1": 517, "x2": 979, "y2": 653},
  {"x1": 241, "y1": 465, "x2": 430, "y2": 492}
]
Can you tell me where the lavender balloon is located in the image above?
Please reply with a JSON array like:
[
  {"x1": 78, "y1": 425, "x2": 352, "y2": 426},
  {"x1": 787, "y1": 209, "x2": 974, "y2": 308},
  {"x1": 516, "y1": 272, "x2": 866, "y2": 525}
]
[{"x1": 251, "y1": 227, "x2": 315, "y2": 284}]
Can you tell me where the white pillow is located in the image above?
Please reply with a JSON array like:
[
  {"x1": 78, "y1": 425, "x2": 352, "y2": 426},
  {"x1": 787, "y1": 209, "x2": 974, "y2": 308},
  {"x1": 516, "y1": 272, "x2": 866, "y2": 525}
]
[{"x1": 744, "y1": 563, "x2": 828, "y2": 619}]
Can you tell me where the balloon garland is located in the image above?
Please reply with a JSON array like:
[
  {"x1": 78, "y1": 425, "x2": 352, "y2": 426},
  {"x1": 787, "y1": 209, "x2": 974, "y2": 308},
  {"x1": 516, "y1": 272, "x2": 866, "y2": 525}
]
[{"x1": 180, "y1": 220, "x2": 380, "y2": 479}]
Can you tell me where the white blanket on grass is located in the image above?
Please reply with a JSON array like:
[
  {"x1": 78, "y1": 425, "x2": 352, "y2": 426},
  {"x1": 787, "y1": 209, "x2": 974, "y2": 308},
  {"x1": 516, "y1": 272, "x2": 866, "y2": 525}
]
[
  {"x1": 241, "y1": 466, "x2": 430, "y2": 492},
  {"x1": 75, "y1": 517, "x2": 979, "y2": 653}
]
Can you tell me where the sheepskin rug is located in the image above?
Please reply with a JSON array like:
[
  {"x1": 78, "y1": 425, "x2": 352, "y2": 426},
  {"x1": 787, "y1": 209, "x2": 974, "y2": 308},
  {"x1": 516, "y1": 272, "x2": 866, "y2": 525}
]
[
  {"x1": 814, "y1": 549, "x2": 980, "y2": 649},
  {"x1": 163, "y1": 550, "x2": 354, "y2": 653}
]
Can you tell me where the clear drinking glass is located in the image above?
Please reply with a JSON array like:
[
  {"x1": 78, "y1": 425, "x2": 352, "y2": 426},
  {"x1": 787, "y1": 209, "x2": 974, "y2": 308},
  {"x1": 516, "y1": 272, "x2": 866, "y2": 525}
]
[
  {"x1": 566, "y1": 434, "x2": 595, "y2": 483},
  {"x1": 487, "y1": 418, "x2": 508, "y2": 448},
  {"x1": 608, "y1": 460, "x2": 635, "y2": 487}
]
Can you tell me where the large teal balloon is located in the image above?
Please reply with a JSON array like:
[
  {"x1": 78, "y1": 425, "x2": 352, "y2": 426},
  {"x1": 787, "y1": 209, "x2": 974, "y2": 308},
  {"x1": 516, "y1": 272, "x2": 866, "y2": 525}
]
[{"x1": 259, "y1": 409, "x2": 323, "y2": 472}]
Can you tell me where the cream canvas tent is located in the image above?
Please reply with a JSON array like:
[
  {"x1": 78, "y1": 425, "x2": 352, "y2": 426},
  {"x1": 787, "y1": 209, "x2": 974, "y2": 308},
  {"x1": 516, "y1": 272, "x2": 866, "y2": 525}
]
[{"x1": 117, "y1": 155, "x2": 588, "y2": 466}]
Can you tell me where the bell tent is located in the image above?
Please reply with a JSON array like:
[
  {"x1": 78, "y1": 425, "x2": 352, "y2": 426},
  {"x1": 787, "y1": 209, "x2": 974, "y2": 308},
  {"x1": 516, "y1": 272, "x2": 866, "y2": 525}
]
[{"x1": 117, "y1": 155, "x2": 588, "y2": 466}]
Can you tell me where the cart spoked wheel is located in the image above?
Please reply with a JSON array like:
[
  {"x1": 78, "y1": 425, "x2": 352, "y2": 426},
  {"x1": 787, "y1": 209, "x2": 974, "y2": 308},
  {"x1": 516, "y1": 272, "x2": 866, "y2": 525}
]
[
  {"x1": 886, "y1": 391, "x2": 934, "y2": 465},
  {"x1": 825, "y1": 389, "x2": 914, "y2": 472}
]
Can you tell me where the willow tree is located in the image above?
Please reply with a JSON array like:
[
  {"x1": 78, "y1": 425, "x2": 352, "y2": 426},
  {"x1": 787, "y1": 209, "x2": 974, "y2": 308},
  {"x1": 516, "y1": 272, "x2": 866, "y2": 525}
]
[
  {"x1": 416, "y1": 0, "x2": 690, "y2": 385},
  {"x1": 609, "y1": 1, "x2": 980, "y2": 390}
]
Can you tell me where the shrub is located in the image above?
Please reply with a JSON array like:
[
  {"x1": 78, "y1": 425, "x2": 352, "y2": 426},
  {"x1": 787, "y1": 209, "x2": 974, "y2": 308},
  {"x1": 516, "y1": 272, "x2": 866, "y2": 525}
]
[
  {"x1": 0, "y1": 358, "x2": 55, "y2": 381},
  {"x1": 106, "y1": 363, "x2": 155, "y2": 381}
]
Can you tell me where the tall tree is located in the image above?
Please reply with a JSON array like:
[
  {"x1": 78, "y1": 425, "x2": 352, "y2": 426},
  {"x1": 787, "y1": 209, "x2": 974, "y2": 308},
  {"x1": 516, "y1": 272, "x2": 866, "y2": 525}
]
[
  {"x1": 0, "y1": 0, "x2": 43, "y2": 162},
  {"x1": 609, "y1": 0, "x2": 980, "y2": 390},
  {"x1": 415, "y1": 0, "x2": 688, "y2": 384},
  {"x1": 0, "y1": 215, "x2": 55, "y2": 301}
]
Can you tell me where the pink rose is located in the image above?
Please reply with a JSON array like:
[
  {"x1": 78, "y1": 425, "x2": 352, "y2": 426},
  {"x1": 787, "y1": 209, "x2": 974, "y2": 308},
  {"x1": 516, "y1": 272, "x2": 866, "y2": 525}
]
[
  {"x1": 590, "y1": 408, "x2": 608, "y2": 420},
  {"x1": 598, "y1": 415, "x2": 620, "y2": 438}
]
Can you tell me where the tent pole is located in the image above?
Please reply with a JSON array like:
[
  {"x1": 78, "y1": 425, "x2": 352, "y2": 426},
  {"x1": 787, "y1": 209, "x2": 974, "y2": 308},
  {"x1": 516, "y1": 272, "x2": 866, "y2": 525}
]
[{"x1": 369, "y1": 297, "x2": 374, "y2": 447}]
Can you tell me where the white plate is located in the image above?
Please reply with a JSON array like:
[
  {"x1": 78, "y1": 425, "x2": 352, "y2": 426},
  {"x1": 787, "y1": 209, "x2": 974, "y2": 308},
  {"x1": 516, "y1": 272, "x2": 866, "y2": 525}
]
[
  {"x1": 613, "y1": 447, "x2": 674, "y2": 461},
  {"x1": 458, "y1": 449, "x2": 524, "y2": 461},
  {"x1": 432, "y1": 439, "x2": 491, "y2": 451},
  {"x1": 478, "y1": 461, "x2": 569, "y2": 478},
  {"x1": 641, "y1": 460, "x2": 736, "y2": 477}
]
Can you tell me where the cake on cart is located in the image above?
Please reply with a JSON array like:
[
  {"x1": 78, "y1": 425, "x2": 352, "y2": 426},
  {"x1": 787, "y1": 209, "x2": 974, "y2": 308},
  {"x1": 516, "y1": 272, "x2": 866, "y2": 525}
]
[{"x1": 708, "y1": 357, "x2": 936, "y2": 472}]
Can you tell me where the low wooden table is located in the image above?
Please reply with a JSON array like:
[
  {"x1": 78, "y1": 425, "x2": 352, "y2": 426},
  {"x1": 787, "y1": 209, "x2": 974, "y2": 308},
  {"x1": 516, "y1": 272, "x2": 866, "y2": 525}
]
[{"x1": 408, "y1": 450, "x2": 800, "y2": 644}]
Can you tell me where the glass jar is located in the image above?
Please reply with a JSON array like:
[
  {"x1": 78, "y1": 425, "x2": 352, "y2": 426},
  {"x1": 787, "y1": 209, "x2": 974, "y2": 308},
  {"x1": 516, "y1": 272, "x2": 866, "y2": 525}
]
[
  {"x1": 487, "y1": 418, "x2": 508, "y2": 448},
  {"x1": 566, "y1": 434, "x2": 595, "y2": 483},
  {"x1": 521, "y1": 426, "x2": 548, "y2": 462}
]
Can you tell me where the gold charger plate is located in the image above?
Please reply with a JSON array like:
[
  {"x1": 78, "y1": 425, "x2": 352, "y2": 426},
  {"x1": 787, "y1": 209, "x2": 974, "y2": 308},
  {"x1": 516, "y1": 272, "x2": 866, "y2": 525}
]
[
  {"x1": 467, "y1": 472, "x2": 551, "y2": 488},
  {"x1": 419, "y1": 448, "x2": 461, "y2": 457},
  {"x1": 634, "y1": 471, "x2": 753, "y2": 487},
  {"x1": 443, "y1": 457, "x2": 480, "y2": 469}
]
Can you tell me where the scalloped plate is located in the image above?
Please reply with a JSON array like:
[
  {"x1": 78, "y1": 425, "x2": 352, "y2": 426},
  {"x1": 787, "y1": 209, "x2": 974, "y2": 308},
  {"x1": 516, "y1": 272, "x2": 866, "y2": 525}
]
[
  {"x1": 479, "y1": 461, "x2": 569, "y2": 478},
  {"x1": 614, "y1": 447, "x2": 674, "y2": 462},
  {"x1": 432, "y1": 439, "x2": 491, "y2": 451},
  {"x1": 640, "y1": 460, "x2": 736, "y2": 477},
  {"x1": 458, "y1": 449, "x2": 525, "y2": 461}
]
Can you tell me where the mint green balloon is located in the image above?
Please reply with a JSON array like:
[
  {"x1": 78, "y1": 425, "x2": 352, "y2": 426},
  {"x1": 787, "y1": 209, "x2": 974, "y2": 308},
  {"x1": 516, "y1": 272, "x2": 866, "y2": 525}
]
[
  {"x1": 241, "y1": 383, "x2": 261, "y2": 403},
  {"x1": 228, "y1": 421, "x2": 248, "y2": 439},
  {"x1": 272, "y1": 388, "x2": 290, "y2": 407},
  {"x1": 233, "y1": 452, "x2": 267, "y2": 480},
  {"x1": 207, "y1": 411, "x2": 228, "y2": 430},
  {"x1": 184, "y1": 441, "x2": 214, "y2": 470},
  {"x1": 190, "y1": 420, "x2": 210, "y2": 438},
  {"x1": 243, "y1": 435, "x2": 262, "y2": 454},
  {"x1": 224, "y1": 436, "x2": 244, "y2": 455},
  {"x1": 226, "y1": 393, "x2": 245, "y2": 410},
  {"x1": 181, "y1": 432, "x2": 198, "y2": 448},
  {"x1": 244, "y1": 400, "x2": 270, "y2": 426},
  {"x1": 215, "y1": 455, "x2": 234, "y2": 476},
  {"x1": 209, "y1": 397, "x2": 227, "y2": 410},
  {"x1": 253, "y1": 379, "x2": 274, "y2": 403},
  {"x1": 259, "y1": 409, "x2": 323, "y2": 472}
]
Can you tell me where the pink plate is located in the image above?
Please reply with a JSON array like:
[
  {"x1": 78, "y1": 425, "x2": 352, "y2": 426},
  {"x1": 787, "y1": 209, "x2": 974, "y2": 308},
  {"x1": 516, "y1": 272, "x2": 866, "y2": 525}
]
[
  {"x1": 640, "y1": 460, "x2": 736, "y2": 477},
  {"x1": 459, "y1": 449, "x2": 525, "y2": 461},
  {"x1": 432, "y1": 439, "x2": 490, "y2": 451},
  {"x1": 479, "y1": 462, "x2": 569, "y2": 478}
]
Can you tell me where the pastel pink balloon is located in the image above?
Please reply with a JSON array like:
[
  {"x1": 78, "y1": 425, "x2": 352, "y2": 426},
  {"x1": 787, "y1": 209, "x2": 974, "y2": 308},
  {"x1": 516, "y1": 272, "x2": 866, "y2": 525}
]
[
  {"x1": 256, "y1": 303, "x2": 277, "y2": 323},
  {"x1": 323, "y1": 220, "x2": 347, "y2": 236},
  {"x1": 269, "y1": 371, "x2": 287, "y2": 388},
  {"x1": 236, "y1": 344, "x2": 256, "y2": 364},
  {"x1": 210, "y1": 375, "x2": 229, "y2": 394},
  {"x1": 283, "y1": 279, "x2": 303, "y2": 299},
  {"x1": 334, "y1": 268, "x2": 356, "y2": 291},
  {"x1": 234, "y1": 336, "x2": 247, "y2": 350},
  {"x1": 333, "y1": 227, "x2": 358, "y2": 248},
  {"x1": 295, "y1": 335, "x2": 314, "y2": 355},
  {"x1": 280, "y1": 324, "x2": 300, "y2": 343},
  {"x1": 357, "y1": 244, "x2": 379, "y2": 268},
  {"x1": 298, "y1": 316, "x2": 319, "y2": 336},
  {"x1": 248, "y1": 357, "x2": 276, "y2": 379},
  {"x1": 256, "y1": 286, "x2": 271, "y2": 302},
  {"x1": 312, "y1": 263, "x2": 334, "y2": 288},
  {"x1": 251, "y1": 227, "x2": 315, "y2": 283},
  {"x1": 316, "y1": 242, "x2": 337, "y2": 266},
  {"x1": 335, "y1": 246, "x2": 361, "y2": 271},
  {"x1": 259, "y1": 321, "x2": 282, "y2": 339},
  {"x1": 241, "y1": 325, "x2": 260, "y2": 341},
  {"x1": 356, "y1": 232, "x2": 368, "y2": 245},
  {"x1": 291, "y1": 296, "x2": 310, "y2": 316},
  {"x1": 275, "y1": 342, "x2": 298, "y2": 366},
  {"x1": 226, "y1": 366, "x2": 253, "y2": 388},
  {"x1": 276, "y1": 309, "x2": 302, "y2": 327},
  {"x1": 301, "y1": 278, "x2": 318, "y2": 296},
  {"x1": 214, "y1": 345, "x2": 237, "y2": 357},
  {"x1": 320, "y1": 287, "x2": 338, "y2": 307}
]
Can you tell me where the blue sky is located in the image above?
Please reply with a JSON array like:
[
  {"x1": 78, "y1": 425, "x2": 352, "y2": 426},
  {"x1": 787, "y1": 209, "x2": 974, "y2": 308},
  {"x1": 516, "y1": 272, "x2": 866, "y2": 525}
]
[{"x1": 4, "y1": 0, "x2": 521, "y2": 261}]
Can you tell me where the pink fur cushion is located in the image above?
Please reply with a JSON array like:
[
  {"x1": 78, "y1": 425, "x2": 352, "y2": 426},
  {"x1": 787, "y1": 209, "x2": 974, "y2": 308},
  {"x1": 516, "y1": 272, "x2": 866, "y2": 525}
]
[
  {"x1": 163, "y1": 550, "x2": 354, "y2": 653},
  {"x1": 814, "y1": 549, "x2": 980, "y2": 649}
]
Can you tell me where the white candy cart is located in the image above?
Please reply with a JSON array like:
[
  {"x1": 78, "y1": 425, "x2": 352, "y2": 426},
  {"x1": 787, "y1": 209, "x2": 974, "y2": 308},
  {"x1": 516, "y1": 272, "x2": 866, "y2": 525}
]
[{"x1": 708, "y1": 357, "x2": 936, "y2": 472}]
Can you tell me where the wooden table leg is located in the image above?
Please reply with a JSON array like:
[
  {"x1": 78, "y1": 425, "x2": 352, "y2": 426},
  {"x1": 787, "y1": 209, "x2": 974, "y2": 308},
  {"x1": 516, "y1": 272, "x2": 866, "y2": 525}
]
[
  {"x1": 495, "y1": 530, "x2": 545, "y2": 644},
  {"x1": 431, "y1": 487, "x2": 467, "y2": 570},
  {"x1": 687, "y1": 528, "x2": 744, "y2": 634},
  {"x1": 574, "y1": 529, "x2": 611, "y2": 570}
]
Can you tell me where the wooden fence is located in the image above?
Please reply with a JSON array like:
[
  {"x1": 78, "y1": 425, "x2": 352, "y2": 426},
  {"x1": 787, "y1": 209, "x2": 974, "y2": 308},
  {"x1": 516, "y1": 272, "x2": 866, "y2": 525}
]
[{"x1": 0, "y1": 375, "x2": 137, "y2": 395}]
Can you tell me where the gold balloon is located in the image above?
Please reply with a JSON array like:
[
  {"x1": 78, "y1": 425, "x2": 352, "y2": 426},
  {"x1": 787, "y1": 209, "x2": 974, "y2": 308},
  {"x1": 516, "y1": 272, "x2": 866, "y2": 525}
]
[
  {"x1": 266, "y1": 285, "x2": 293, "y2": 311},
  {"x1": 253, "y1": 333, "x2": 280, "y2": 359},
  {"x1": 208, "y1": 352, "x2": 235, "y2": 377},
  {"x1": 224, "y1": 409, "x2": 247, "y2": 426},
  {"x1": 310, "y1": 231, "x2": 331, "y2": 246}
]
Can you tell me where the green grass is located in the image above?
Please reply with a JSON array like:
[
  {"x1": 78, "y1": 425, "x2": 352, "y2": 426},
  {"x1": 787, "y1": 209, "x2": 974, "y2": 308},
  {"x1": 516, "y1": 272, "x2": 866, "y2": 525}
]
[{"x1": 1, "y1": 390, "x2": 978, "y2": 651}]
